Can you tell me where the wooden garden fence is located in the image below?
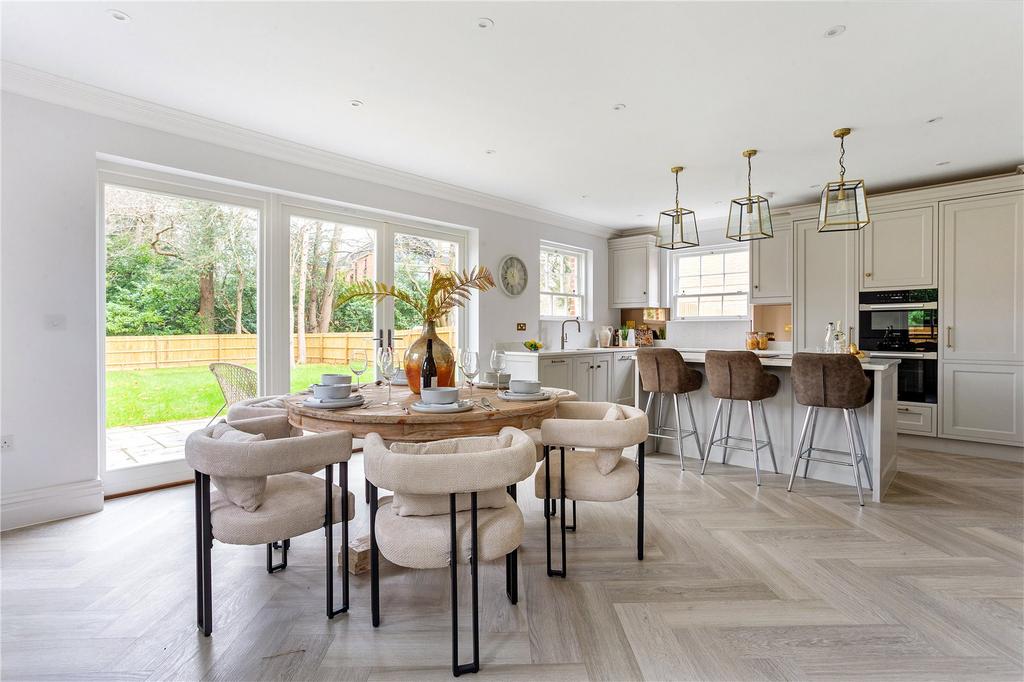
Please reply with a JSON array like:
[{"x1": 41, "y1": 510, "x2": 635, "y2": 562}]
[{"x1": 105, "y1": 328, "x2": 455, "y2": 371}]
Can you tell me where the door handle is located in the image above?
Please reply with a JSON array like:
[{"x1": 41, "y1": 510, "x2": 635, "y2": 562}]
[
  {"x1": 946, "y1": 326, "x2": 953, "y2": 349},
  {"x1": 386, "y1": 328, "x2": 393, "y2": 350},
  {"x1": 550, "y1": 359, "x2": 566, "y2": 364},
  {"x1": 897, "y1": 407, "x2": 911, "y2": 413},
  {"x1": 865, "y1": 272, "x2": 872, "y2": 278}
]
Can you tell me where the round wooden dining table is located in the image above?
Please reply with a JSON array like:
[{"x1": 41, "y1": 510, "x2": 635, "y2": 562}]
[{"x1": 286, "y1": 384, "x2": 575, "y2": 442}]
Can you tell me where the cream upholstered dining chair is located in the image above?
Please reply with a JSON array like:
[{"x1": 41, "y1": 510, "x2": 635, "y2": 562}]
[
  {"x1": 226, "y1": 395, "x2": 289, "y2": 421},
  {"x1": 363, "y1": 428, "x2": 536, "y2": 677},
  {"x1": 185, "y1": 414, "x2": 354, "y2": 636},
  {"x1": 532, "y1": 402, "x2": 649, "y2": 577}
]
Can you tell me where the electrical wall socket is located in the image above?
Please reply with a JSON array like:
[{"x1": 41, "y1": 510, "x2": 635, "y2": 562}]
[
  {"x1": 516, "y1": 322, "x2": 527, "y2": 331},
  {"x1": 1, "y1": 435, "x2": 13, "y2": 451}
]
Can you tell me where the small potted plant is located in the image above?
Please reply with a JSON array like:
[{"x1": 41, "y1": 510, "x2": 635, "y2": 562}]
[{"x1": 523, "y1": 339, "x2": 543, "y2": 352}]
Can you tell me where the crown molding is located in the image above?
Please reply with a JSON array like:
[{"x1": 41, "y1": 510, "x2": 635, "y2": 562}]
[{"x1": 1, "y1": 61, "x2": 614, "y2": 239}]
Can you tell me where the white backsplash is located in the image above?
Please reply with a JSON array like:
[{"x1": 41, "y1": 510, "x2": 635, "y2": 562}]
[{"x1": 665, "y1": 319, "x2": 751, "y2": 350}]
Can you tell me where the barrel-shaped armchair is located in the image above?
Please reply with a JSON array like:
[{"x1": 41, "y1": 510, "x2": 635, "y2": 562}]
[
  {"x1": 363, "y1": 428, "x2": 536, "y2": 677},
  {"x1": 185, "y1": 415, "x2": 354, "y2": 636},
  {"x1": 226, "y1": 395, "x2": 289, "y2": 421},
  {"x1": 532, "y1": 402, "x2": 649, "y2": 577}
]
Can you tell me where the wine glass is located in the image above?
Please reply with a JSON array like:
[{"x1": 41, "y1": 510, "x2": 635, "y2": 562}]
[
  {"x1": 490, "y1": 349, "x2": 507, "y2": 375},
  {"x1": 350, "y1": 349, "x2": 368, "y2": 390},
  {"x1": 378, "y1": 347, "x2": 400, "y2": 406},
  {"x1": 459, "y1": 350, "x2": 479, "y2": 399}
]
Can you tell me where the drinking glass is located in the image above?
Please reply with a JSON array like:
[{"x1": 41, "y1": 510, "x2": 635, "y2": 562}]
[
  {"x1": 350, "y1": 349, "x2": 368, "y2": 390},
  {"x1": 379, "y1": 347, "x2": 400, "y2": 405},
  {"x1": 459, "y1": 350, "x2": 479, "y2": 399},
  {"x1": 490, "y1": 349, "x2": 507, "y2": 375}
]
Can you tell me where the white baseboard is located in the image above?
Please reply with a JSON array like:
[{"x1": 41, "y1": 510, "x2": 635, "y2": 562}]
[
  {"x1": 898, "y1": 434, "x2": 1024, "y2": 464},
  {"x1": 1, "y1": 479, "x2": 104, "y2": 531}
]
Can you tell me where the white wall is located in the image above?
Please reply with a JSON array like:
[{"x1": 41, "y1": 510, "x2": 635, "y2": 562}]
[{"x1": 0, "y1": 92, "x2": 614, "y2": 528}]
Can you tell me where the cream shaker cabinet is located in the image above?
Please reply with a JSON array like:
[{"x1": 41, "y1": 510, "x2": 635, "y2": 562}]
[
  {"x1": 609, "y1": 235, "x2": 660, "y2": 308},
  {"x1": 538, "y1": 356, "x2": 572, "y2": 390},
  {"x1": 749, "y1": 226, "x2": 793, "y2": 303},
  {"x1": 794, "y1": 218, "x2": 859, "y2": 352},
  {"x1": 941, "y1": 362, "x2": 1024, "y2": 445},
  {"x1": 611, "y1": 352, "x2": 636, "y2": 404},
  {"x1": 939, "y1": 192, "x2": 1024, "y2": 364},
  {"x1": 860, "y1": 205, "x2": 937, "y2": 290}
]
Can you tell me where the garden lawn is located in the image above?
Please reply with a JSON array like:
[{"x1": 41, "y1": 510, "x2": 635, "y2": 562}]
[{"x1": 105, "y1": 363, "x2": 353, "y2": 427}]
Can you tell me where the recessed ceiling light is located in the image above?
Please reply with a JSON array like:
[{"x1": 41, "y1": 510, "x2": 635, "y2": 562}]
[
  {"x1": 477, "y1": 17, "x2": 494, "y2": 29},
  {"x1": 927, "y1": 116, "x2": 944, "y2": 124},
  {"x1": 935, "y1": 160, "x2": 951, "y2": 166},
  {"x1": 107, "y1": 8, "x2": 131, "y2": 22},
  {"x1": 635, "y1": 213, "x2": 644, "y2": 218},
  {"x1": 348, "y1": 99, "x2": 363, "y2": 107},
  {"x1": 484, "y1": 149, "x2": 496, "y2": 155},
  {"x1": 581, "y1": 195, "x2": 589, "y2": 199},
  {"x1": 612, "y1": 103, "x2": 627, "y2": 111},
  {"x1": 824, "y1": 25, "x2": 846, "y2": 38}
]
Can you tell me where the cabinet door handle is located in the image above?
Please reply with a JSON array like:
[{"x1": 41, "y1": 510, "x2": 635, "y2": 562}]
[
  {"x1": 865, "y1": 272, "x2": 872, "y2": 278},
  {"x1": 550, "y1": 359, "x2": 566, "y2": 364},
  {"x1": 946, "y1": 326, "x2": 953, "y2": 349},
  {"x1": 754, "y1": 284, "x2": 759, "y2": 289},
  {"x1": 897, "y1": 407, "x2": 911, "y2": 413}
]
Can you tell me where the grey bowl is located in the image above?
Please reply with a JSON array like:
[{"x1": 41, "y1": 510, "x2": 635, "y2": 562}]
[
  {"x1": 321, "y1": 374, "x2": 352, "y2": 386},
  {"x1": 313, "y1": 383, "x2": 353, "y2": 399},
  {"x1": 509, "y1": 379, "x2": 541, "y2": 394},
  {"x1": 420, "y1": 387, "x2": 460, "y2": 404}
]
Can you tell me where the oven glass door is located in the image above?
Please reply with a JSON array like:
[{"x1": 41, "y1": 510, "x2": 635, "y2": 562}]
[
  {"x1": 859, "y1": 308, "x2": 938, "y2": 352},
  {"x1": 897, "y1": 359, "x2": 938, "y2": 404}
]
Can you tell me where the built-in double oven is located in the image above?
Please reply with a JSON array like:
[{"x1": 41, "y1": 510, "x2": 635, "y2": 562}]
[{"x1": 858, "y1": 289, "x2": 938, "y2": 405}]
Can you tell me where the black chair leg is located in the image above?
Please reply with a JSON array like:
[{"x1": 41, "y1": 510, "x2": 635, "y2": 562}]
[
  {"x1": 325, "y1": 463, "x2": 348, "y2": 618},
  {"x1": 505, "y1": 484, "x2": 519, "y2": 604},
  {"x1": 369, "y1": 481, "x2": 380, "y2": 627},
  {"x1": 266, "y1": 539, "x2": 289, "y2": 573},
  {"x1": 545, "y1": 446, "x2": 567, "y2": 578},
  {"x1": 200, "y1": 473, "x2": 212, "y2": 636},
  {"x1": 194, "y1": 472, "x2": 203, "y2": 631},
  {"x1": 451, "y1": 493, "x2": 480, "y2": 676},
  {"x1": 637, "y1": 441, "x2": 645, "y2": 561},
  {"x1": 565, "y1": 500, "x2": 577, "y2": 532}
]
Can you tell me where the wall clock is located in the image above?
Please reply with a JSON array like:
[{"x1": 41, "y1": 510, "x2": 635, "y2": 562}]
[{"x1": 498, "y1": 255, "x2": 528, "y2": 297}]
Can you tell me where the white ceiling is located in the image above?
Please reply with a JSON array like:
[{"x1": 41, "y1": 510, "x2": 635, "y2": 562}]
[{"x1": 3, "y1": 1, "x2": 1022, "y2": 230}]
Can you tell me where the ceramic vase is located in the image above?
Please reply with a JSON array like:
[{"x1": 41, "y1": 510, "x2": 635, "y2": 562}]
[{"x1": 403, "y1": 321, "x2": 455, "y2": 394}]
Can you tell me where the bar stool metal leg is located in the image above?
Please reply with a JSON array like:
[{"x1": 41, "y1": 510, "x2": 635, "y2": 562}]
[
  {"x1": 721, "y1": 400, "x2": 734, "y2": 464},
  {"x1": 685, "y1": 393, "x2": 703, "y2": 461},
  {"x1": 788, "y1": 405, "x2": 814, "y2": 492},
  {"x1": 672, "y1": 394, "x2": 685, "y2": 470},
  {"x1": 700, "y1": 399, "x2": 723, "y2": 475},
  {"x1": 759, "y1": 401, "x2": 779, "y2": 474},
  {"x1": 746, "y1": 401, "x2": 762, "y2": 486},
  {"x1": 851, "y1": 410, "x2": 873, "y2": 491},
  {"x1": 803, "y1": 407, "x2": 819, "y2": 479},
  {"x1": 842, "y1": 409, "x2": 866, "y2": 506}
]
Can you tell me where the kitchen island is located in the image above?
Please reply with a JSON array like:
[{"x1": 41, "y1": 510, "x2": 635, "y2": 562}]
[{"x1": 635, "y1": 350, "x2": 900, "y2": 503}]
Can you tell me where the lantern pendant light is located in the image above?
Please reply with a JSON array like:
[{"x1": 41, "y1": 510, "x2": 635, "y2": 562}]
[
  {"x1": 817, "y1": 127, "x2": 870, "y2": 232},
  {"x1": 726, "y1": 149, "x2": 773, "y2": 241},
  {"x1": 656, "y1": 166, "x2": 699, "y2": 250}
]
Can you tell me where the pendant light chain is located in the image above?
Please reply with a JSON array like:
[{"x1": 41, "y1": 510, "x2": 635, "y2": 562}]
[
  {"x1": 838, "y1": 135, "x2": 847, "y2": 183},
  {"x1": 747, "y1": 154, "x2": 753, "y2": 201},
  {"x1": 674, "y1": 170, "x2": 681, "y2": 210}
]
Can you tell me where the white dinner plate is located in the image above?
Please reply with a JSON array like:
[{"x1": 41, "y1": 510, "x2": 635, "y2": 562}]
[
  {"x1": 475, "y1": 381, "x2": 508, "y2": 390},
  {"x1": 302, "y1": 395, "x2": 365, "y2": 409},
  {"x1": 496, "y1": 390, "x2": 550, "y2": 402},
  {"x1": 409, "y1": 400, "x2": 474, "y2": 414}
]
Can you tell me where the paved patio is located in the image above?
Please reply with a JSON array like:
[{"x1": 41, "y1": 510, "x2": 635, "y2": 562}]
[{"x1": 106, "y1": 417, "x2": 209, "y2": 470}]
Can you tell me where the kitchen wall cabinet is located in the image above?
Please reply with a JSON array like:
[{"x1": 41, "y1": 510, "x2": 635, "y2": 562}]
[
  {"x1": 794, "y1": 218, "x2": 859, "y2": 352},
  {"x1": 609, "y1": 235, "x2": 660, "y2": 308},
  {"x1": 750, "y1": 226, "x2": 793, "y2": 303},
  {"x1": 940, "y1": 192, "x2": 1024, "y2": 364},
  {"x1": 941, "y1": 362, "x2": 1023, "y2": 445},
  {"x1": 860, "y1": 205, "x2": 936, "y2": 290}
]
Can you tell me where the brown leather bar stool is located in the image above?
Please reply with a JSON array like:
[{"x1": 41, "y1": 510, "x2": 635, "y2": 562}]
[
  {"x1": 788, "y1": 353, "x2": 874, "y2": 505},
  {"x1": 637, "y1": 348, "x2": 704, "y2": 470},
  {"x1": 699, "y1": 351, "x2": 780, "y2": 485}
]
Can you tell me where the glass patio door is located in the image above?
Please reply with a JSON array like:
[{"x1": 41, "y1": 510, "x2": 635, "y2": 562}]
[{"x1": 100, "y1": 171, "x2": 265, "y2": 495}]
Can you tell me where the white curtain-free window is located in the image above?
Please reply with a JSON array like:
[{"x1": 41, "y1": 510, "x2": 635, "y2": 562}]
[
  {"x1": 539, "y1": 242, "x2": 587, "y2": 319},
  {"x1": 672, "y1": 248, "x2": 749, "y2": 319}
]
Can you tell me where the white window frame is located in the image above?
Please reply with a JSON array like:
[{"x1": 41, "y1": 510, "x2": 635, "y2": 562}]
[
  {"x1": 670, "y1": 245, "x2": 751, "y2": 321},
  {"x1": 539, "y1": 240, "x2": 591, "y2": 321}
]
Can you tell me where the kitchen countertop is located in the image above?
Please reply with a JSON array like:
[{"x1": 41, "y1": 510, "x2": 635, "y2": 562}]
[
  {"x1": 504, "y1": 347, "x2": 638, "y2": 356},
  {"x1": 504, "y1": 346, "x2": 896, "y2": 370}
]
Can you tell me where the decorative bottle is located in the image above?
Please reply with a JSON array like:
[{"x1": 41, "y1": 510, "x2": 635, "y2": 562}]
[{"x1": 421, "y1": 338, "x2": 437, "y2": 391}]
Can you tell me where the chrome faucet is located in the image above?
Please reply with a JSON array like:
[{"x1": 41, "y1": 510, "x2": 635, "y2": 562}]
[{"x1": 560, "y1": 316, "x2": 581, "y2": 350}]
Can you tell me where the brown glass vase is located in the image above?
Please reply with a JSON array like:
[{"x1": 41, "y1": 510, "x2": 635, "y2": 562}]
[{"x1": 403, "y1": 321, "x2": 455, "y2": 394}]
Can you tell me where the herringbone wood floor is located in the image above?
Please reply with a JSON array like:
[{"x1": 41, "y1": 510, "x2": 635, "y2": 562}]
[{"x1": 2, "y1": 447, "x2": 1022, "y2": 681}]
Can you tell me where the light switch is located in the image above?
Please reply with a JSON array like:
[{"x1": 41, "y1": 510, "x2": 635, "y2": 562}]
[{"x1": 44, "y1": 314, "x2": 67, "y2": 331}]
